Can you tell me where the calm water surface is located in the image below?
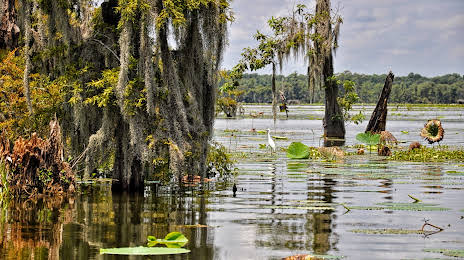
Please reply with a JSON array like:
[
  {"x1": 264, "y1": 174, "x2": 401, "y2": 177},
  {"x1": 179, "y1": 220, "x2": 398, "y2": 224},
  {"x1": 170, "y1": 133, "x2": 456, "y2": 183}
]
[{"x1": 1, "y1": 105, "x2": 464, "y2": 259}]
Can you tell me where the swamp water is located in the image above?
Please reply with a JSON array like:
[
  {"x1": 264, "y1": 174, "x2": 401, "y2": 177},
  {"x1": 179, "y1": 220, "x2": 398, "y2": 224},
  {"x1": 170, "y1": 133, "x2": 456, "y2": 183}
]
[{"x1": 1, "y1": 105, "x2": 464, "y2": 259}]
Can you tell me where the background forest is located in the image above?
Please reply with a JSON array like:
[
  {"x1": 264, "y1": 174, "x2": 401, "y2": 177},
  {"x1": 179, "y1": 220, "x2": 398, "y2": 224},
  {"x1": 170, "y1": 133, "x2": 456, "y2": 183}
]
[{"x1": 235, "y1": 72, "x2": 464, "y2": 104}]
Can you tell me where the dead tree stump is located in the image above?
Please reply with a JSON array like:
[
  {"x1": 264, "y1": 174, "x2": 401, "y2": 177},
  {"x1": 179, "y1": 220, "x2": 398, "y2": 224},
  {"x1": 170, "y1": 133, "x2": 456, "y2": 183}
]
[{"x1": 365, "y1": 71, "x2": 394, "y2": 133}]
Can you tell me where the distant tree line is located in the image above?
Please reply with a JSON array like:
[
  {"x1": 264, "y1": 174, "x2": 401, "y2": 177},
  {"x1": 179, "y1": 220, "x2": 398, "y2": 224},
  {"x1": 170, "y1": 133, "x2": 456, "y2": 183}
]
[{"x1": 235, "y1": 71, "x2": 464, "y2": 104}]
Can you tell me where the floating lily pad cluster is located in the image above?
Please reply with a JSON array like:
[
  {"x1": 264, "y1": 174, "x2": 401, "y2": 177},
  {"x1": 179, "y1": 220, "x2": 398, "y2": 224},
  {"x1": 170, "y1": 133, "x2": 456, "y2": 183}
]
[
  {"x1": 286, "y1": 142, "x2": 324, "y2": 159},
  {"x1": 100, "y1": 232, "x2": 189, "y2": 256}
]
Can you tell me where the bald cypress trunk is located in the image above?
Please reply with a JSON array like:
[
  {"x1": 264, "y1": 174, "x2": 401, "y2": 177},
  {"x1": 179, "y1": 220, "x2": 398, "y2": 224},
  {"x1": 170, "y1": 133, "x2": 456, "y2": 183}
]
[
  {"x1": 272, "y1": 62, "x2": 277, "y2": 124},
  {"x1": 315, "y1": 0, "x2": 345, "y2": 142},
  {"x1": 322, "y1": 53, "x2": 345, "y2": 139}
]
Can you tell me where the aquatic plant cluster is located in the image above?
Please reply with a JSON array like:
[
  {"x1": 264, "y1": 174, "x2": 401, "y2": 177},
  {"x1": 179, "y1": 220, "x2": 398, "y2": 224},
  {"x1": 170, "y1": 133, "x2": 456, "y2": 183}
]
[{"x1": 390, "y1": 146, "x2": 464, "y2": 162}]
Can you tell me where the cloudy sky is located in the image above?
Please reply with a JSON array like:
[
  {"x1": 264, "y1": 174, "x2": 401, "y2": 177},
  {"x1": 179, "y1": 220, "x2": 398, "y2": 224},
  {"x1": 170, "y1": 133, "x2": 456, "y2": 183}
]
[{"x1": 221, "y1": 0, "x2": 464, "y2": 76}]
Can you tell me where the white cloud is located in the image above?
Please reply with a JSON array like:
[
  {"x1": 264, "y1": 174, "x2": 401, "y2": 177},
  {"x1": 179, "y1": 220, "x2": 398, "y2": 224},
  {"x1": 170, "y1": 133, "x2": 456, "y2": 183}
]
[{"x1": 221, "y1": 0, "x2": 464, "y2": 76}]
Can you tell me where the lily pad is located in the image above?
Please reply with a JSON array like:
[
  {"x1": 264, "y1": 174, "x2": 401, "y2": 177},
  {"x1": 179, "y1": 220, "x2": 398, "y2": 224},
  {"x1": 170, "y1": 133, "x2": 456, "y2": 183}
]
[
  {"x1": 356, "y1": 132, "x2": 380, "y2": 146},
  {"x1": 147, "y1": 232, "x2": 188, "y2": 247},
  {"x1": 424, "y1": 248, "x2": 464, "y2": 257},
  {"x1": 287, "y1": 142, "x2": 310, "y2": 159},
  {"x1": 100, "y1": 247, "x2": 190, "y2": 255}
]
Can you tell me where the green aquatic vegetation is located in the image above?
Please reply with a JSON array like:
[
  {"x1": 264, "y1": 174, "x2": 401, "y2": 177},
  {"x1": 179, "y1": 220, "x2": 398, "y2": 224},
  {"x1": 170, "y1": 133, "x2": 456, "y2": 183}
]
[
  {"x1": 207, "y1": 142, "x2": 236, "y2": 177},
  {"x1": 147, "y1": 232, "x2": 188, "y2": 248},
  {"x1": 272, "y1": 136, "x2": 288, "y2": 140},
  {"x1": 263, "y1": 205, "x2": 335, "y2": 211},
  {"x1": 284, "y1": 254, "x2": 344, "y2": 259},
  {"x1": 100, "y1": 247, "x2": 190, "y2": 255},
  {"x1": 389, "y1": 147, "x2": 464, "y2": 162},
  {"x1": 445, "y1": 170, "x2": 464, "y2": 175},
  {"x1": 287, "y1": 142, "x2": 310, "y2": 159},
  {"x1": 350, "y1": 229, "x2": 425, "y2": 235},
  {"x1": 423, "y1": 248, "x2": 464, "y2": 258},
  {"x1": 0, "y1": 160, "x2": 8, "y2": 196},
  {"x1": 347, "y1": 202, "x2": 450, "y2": 212},
  {"x1": 98, "y1": 232, "x2": 190, "y2": 255},
  {"x1": 356, "y1": 132, "x2": 380, "y2": 146}
]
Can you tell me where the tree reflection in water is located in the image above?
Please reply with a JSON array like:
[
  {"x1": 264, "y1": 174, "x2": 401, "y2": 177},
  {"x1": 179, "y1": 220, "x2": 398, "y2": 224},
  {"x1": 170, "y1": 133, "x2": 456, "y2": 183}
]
[{"x1": 1, "y1": 183, "x2": 215, "y2": 259}]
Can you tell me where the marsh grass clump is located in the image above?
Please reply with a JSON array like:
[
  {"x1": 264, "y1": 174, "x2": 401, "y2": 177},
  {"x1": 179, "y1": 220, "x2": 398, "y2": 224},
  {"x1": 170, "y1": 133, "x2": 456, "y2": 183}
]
[
  {"x1": 420, "y1": 119, "x2": 444, "y2": 144},
  {"x1": 206, "y1": 142, "x2": 236, "y2": 177},
  {"x1": 389, "y1": 147, "x2": 464, "y2": 162}
]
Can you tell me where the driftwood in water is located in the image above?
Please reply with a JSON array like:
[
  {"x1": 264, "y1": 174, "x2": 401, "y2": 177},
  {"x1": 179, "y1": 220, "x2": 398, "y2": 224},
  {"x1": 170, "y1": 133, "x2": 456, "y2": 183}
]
[
  {"x1": 0, "y1": 119, "x2": 75, "y2": 197},
  {"x1": 365, "y1": 71, "x2": 395, "y2": 133}
]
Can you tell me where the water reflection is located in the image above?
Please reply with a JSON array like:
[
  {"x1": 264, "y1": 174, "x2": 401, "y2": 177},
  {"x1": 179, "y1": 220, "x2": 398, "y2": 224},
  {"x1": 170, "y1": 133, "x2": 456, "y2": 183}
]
[
  {"x1": 1, "y1": 184, "x2": 217, "y2": 260},
  {"x1": 0, "y1": 196, "x2": 72, "y2": 260}
]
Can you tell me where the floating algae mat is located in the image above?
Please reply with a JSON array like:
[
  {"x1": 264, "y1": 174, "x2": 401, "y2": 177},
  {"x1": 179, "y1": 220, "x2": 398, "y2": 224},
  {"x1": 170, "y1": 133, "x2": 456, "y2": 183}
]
[
  {"x1": 348, "y1": 202, "x2": 450, "y2": 211},
  {"x1": 423, "y1": 248, "x2": 464, "y2": 258},
  {"x1": 350, "y1": 229, "x2": 426, "y2": 235}
]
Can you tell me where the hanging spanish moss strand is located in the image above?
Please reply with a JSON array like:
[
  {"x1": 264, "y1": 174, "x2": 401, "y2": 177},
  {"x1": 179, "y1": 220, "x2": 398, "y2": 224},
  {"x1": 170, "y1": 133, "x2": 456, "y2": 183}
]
[{"x1": 22, "y1": 0, "x2": 33, "y2": 114}]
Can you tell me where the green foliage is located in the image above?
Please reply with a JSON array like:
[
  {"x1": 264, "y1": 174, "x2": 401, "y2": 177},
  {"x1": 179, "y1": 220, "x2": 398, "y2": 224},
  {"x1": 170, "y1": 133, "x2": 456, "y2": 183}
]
[
  {"x1": 147, "y1": 232, "x2": 188, "y2": 248},
  {"x1": 286, "y1": 142, "x2": 310, "y2": 159},
  {"x1": 100, "y1": 247, "x2": 190, "y2": 255},
  {"x1": 337, "y1": 79, "x2": 364, "y2": 124},
  {"x1": 423, "y1": 249, "x2": 464, "y2": 258},
  {"x1": 0, "y1": 50, "x2": 66, "y2": 140},
  {"x1": 84, "y1": 68, "x2": 119, "y2": 108},
  {"x1": 100, "y1": 231, "x2": 189, "y2": 255},
  {"x1": 0, "y1": 160, "x2": 8, "y2": 196},
  {"x1": 38, "y1": 168, "x2": 53, "y2": 184},
  {"x1": 154, "y1": 0, "x2": 233, "y2": 28},
  {"x1": 229, "y1": 72, "x2": 464, "y2": 104},
  {"x1": 356, "y1": 132, "x2": 380, "y2": 146},
  {"x1": 207, "y1": 142, "x2": 236, "y2": 177},
  {"x1": 390, "y1": 147, "x2": 464, "y2": 162}
]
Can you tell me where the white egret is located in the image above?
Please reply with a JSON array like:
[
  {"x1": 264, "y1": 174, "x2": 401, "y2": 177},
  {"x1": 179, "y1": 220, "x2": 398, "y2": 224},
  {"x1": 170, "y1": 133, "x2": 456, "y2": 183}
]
[{"x1": 267, "y1": 128, "x2": 276, "y2": 153}]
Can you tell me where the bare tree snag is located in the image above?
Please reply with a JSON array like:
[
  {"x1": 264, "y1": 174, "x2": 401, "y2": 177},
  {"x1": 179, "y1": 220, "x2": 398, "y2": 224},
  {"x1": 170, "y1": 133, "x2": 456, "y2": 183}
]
[
  {"x1": 0, "y1": 0, "x2": 20, "y2": 49},
  {"x1": 365, "y1": 71, "x2": 394, "y2": 133}
]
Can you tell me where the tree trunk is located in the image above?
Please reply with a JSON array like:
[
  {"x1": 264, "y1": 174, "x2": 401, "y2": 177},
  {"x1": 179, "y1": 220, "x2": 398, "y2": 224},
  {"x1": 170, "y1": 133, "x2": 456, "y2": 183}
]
[
  {"x1": 365, "y1": 71, "x2": 394, "y2": 133},
  {"x1": 307, "y1": 65, "x2": 313, "y2": 104},
  {"x1": 272, "y1": 62, "x2": 277, "y2": 124},
  {"x1": 0, "y1": 0, "x2": 19, "y2": 50},
  {"x1": 23, "y1": 0, "x2": 33, "y2": 114},
  {"x1": 315, "y1": 0, "x2": 345, "y2": 143}
]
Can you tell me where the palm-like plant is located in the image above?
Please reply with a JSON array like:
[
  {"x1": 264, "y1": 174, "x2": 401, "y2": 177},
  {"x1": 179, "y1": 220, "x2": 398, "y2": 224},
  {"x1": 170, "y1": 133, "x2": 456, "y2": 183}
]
[{"x1": 420, "y1": 119, "x2": 444, "y2": 144}]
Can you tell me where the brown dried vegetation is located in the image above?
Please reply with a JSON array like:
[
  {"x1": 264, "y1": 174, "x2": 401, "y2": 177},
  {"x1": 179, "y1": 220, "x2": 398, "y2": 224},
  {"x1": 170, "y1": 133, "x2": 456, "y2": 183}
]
[
  {"x1": 409, "y1": 141, "x2": 421, "y2": 151},
  {"x1": 0, "y1": 119, "x2": 75, "y2": 197}
]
